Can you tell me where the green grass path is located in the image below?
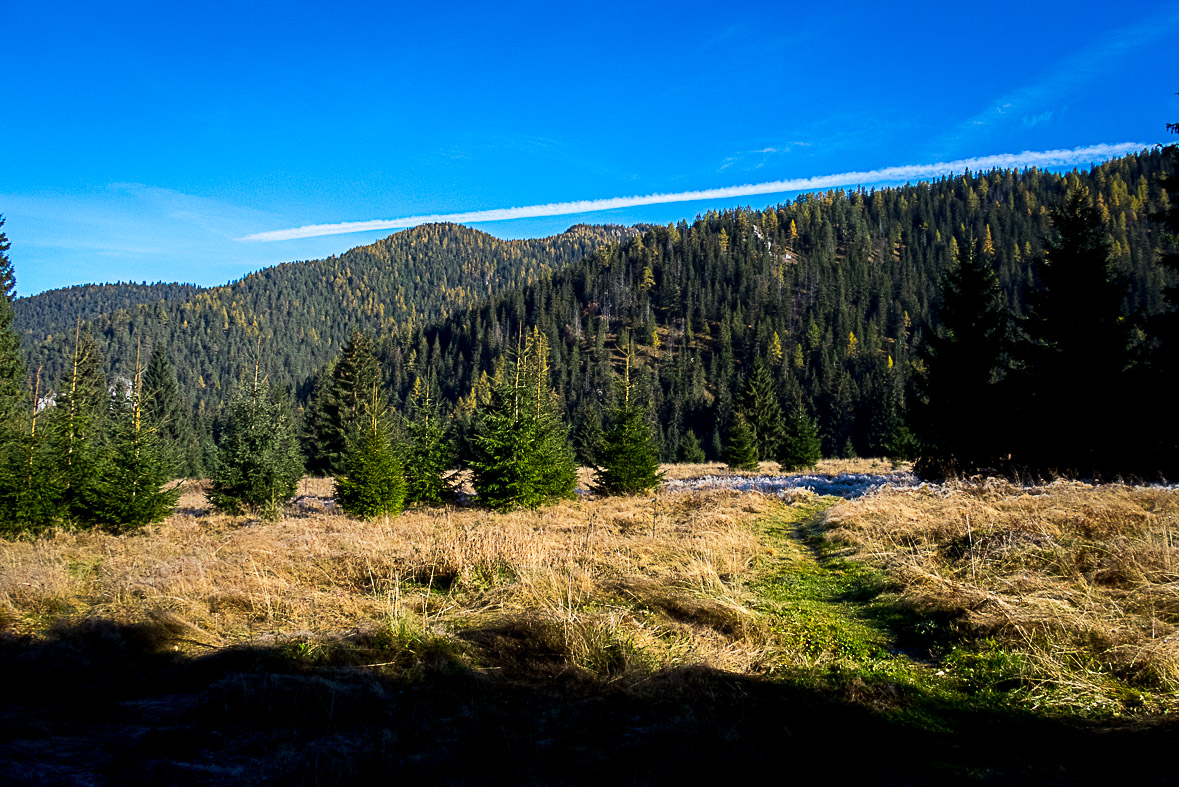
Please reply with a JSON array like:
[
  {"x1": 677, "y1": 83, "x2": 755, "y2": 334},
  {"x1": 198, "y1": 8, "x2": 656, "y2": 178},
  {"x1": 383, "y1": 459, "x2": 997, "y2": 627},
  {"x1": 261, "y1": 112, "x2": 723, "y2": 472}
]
[{"x1": 748, "y1": 495, "x2": 995, "y2": 731}]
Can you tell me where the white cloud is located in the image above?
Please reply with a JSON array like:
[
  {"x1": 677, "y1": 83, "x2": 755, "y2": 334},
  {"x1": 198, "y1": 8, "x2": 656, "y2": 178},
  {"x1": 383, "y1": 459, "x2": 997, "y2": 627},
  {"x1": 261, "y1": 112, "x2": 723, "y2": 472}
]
[{"x1": 239, "y1": 142, "x2": 1148, "y2": 243}]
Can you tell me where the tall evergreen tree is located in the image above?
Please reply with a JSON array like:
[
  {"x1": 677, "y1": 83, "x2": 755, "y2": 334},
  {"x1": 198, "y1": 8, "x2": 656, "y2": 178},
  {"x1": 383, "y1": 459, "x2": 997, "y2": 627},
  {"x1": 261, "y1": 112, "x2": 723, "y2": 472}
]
[
  {"x1": 0, "y1": 216, "x2": 54, "y2": 534},
  {"x1": 335, "y1": 390, "x2": 406, "y2": 520},
  {"x1": 50, "y1": 327, "x2": 109, "y2": 522},
  {"x1": 677, "y1": 429, "x2": 707, "y2": 463},
  {"x1": 468, "y1": 328, "x2": 576, "y2": 511},
  {"x1": 911, "y1": 244, "x2": 1009, "y2": 479},
  {"x1": 572, "y1": 402, "x2": 605, "y2": 467},
  {"x1": 724, "y1": 413, "x2": 759, "y2": 471},
  {"x1": 403, "y1": 374, "x2": 455, "y2": 505},
  {"x1": 0, "y1": 370, "x2": 60, "y2": 534},
  {"x1": 467, "y1": 380, "x2": 536, "y2": 512},
  {"x1": 738, "y1": 359, "x2": 785, "y2": 460},
  {"x1": 300, "y1": 358, "x2": 336, "y2": 475},
  {"x1": 1013, "y1": 187, "x2": 1133, "y2": 477},
  {"x1": 0, "y1": 216, "x2": 24, "y2": 424},
  {"x1": 88, "y1": 352, "x2": 181, "y2": 531},
  {"x1": 777, "y1": 401, "x2": 822, "y2": 471},
  {"x1": 304, "y1": 331, "x2": 382, "y2": 476},
  {"x1": 592, "y1": 344, "x2": 664, "y2": 495},
  {"x1": 518, "y1": 328, "x2": 578, "y2": 503},
  {"x1": 141, "y1": 344, "x2": 201, "y2": 478},
  {"x1": 209, "y1": 375, "x2": 304, "y2": 520}
]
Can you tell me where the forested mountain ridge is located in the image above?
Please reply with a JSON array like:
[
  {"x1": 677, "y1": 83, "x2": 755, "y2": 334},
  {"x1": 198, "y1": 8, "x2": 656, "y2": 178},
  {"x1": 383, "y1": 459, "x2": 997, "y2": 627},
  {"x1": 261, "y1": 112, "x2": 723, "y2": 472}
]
[
  {"x1": 16, "y1": 223, "x2": 627, "y2": 410},
  {"x1": 11, "y1": 150, "x2": 1174, "y2": 465},
  {"x1": 367, "y1": 150, "x2": 1174, "y2": 461},
  {"x1": 15, "y1": 282, "x2": 202, "y2": 344}
]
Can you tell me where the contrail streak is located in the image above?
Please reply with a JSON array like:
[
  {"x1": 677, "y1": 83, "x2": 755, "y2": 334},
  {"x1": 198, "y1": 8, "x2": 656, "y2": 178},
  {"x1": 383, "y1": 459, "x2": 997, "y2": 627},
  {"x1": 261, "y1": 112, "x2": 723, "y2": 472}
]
[{"x1": 238, "y1": 142, "x2": 1148, "y2": 242}]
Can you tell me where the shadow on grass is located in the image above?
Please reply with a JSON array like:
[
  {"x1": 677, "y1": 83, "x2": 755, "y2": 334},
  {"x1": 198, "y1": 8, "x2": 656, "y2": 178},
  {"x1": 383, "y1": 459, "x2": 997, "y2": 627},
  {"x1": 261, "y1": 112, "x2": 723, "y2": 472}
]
[{"x1": 1, "y1": 617, "x2": 1176, "y2": 786}]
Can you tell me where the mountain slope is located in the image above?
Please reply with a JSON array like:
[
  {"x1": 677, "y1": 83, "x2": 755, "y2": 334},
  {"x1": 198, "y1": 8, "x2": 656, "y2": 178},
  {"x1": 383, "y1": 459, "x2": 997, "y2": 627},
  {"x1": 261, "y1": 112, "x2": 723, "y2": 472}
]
[
  {"x1": 370, "y1": 151, "x2": 1173, "y2": 460},
  {"x1": 15, "y1": 282, "x2": 202, "y2": 345},
  {"x1": 16, "y1": 223, "x2": 627, "y2": 408}
]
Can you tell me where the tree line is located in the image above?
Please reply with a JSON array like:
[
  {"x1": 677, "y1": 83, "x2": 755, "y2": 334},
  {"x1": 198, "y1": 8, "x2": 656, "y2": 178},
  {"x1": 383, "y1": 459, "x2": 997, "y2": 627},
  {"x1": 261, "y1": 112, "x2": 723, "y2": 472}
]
[
  {"x1": 0, "y1": 219, "x2": 665, "y2": 533},
  {"x1": 1, "y1": 137, "x2": 1176, "y2": 533},
  {"x1": 914, "y1": 130, "x2": 1179, "y2": 479},
  {"x1": 16, "y1": 151, "x2": 1175, "y2": 438}
]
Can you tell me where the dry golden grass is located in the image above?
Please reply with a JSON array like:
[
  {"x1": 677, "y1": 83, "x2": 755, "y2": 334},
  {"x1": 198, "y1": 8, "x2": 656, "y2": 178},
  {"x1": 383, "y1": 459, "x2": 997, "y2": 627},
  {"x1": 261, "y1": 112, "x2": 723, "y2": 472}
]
[
  {"x1": 0, "y1": 480, "x2": 776, "y2": 677},
  {"x1": 824, "y1": 480, "x2": 1179, "y2": 710}
]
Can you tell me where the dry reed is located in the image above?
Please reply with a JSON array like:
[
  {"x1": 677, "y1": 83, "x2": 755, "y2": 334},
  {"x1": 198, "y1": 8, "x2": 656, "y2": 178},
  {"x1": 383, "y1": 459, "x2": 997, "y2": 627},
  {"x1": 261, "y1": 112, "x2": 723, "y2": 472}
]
[{"x1": 0, "y1": 482, "x2": 774, "y2": 676}]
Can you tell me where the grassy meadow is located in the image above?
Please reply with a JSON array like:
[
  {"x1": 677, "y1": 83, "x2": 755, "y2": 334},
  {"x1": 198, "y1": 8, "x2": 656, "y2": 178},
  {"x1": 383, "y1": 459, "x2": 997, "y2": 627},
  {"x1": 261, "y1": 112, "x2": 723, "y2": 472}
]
[{"x1": 1, "y1": 463, "x2": 1176, "y2": 783}]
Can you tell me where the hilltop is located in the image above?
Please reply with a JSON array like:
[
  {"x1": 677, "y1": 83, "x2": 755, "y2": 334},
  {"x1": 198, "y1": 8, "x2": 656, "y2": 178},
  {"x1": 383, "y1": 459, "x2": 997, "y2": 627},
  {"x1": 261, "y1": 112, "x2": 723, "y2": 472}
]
[{"x1": 15, "y1": 223, "x2": 627, "y2": 408}]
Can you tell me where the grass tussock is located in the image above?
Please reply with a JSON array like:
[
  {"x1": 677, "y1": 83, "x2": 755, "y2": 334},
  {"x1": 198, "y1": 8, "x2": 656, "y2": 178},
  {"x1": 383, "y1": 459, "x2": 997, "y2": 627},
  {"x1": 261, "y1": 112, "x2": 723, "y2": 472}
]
[
  {"x1": 0, "y1": 478, "x2": 774, "y2": 680},
  {"x1": 823, "y1": 479, "x2": 1179, "y2": 714}
]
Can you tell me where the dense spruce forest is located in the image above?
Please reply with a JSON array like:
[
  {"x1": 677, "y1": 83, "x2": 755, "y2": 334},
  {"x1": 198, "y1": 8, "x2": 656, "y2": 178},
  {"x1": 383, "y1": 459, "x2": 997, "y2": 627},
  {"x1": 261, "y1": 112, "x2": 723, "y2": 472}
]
[
  {"x1": 14, "y1": 281, "x2": 201, "y2": 344},
  {"x1": 364, "y1": 150, "x2": 1175, "y2": 467},
  {"x1": 15, "y1": 223, "x2": 627, "y2": 413},
  {"x1": 2, "y1": 146, "x2": 1177, "y2": 525}
]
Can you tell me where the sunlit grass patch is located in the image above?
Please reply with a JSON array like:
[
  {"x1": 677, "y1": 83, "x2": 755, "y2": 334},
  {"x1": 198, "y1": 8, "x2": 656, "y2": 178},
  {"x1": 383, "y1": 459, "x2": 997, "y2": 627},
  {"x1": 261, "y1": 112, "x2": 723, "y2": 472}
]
[
  {"x1": 0, "y1": 485, "x2": 776, "y2": 681},
  {"x1": 821, "y1": 480, "x2": 1179, "y2": 716}
]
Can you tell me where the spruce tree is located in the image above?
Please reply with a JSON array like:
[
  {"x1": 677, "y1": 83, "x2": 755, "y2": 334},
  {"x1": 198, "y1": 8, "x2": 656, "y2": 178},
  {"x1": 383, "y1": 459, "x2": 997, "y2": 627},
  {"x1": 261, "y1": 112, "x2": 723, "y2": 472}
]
[
  {"x1": 884, "y1": 418, "x2": 921, "y2": 464},
  {"x1": 304, "y1": 332, "x2": 382, "y2": 476},
  {"x1": 911, "y1": 244, "x2": 1009, "y2": 479},
  {"x1": 141, "y1": 344, "x2": 201, "y2": 478},
  {"x1": 300, "y1": 359, "x2": 336, "y2": 475},
  {"x1": 0, "y1": 218, "x2": 55, "y2": 534},
  {"x1": 724, "y1": 413, "x2": 759, "y2": 471},
  {"x1": 739, "y1": 359, "x2": 785, "y2": 460},
  {"x1": 677, "y1": 429, "x2": 707, "y2": 463},
  {"x1": 468, "y1": 381, "x2": 536, "y2": 511},
  {"x1": 777, "y1": 401, "x2": 822, "y2": 471},
  {"x1": 519, "y1": 328, "x2": 577, "y2": 503},
  {"x1": 572, "y1": 402, "x2": 604, "y2": 467},
  {"x1": 50, "y1": 327, "x2": 109, "y2": 523},
  {"x1": 592, "y1": 344, "x2": 664, "y2": 495},
  {"x1": 403, "y1": 374, "x2": 454, "y2": 505},
  {"x1": 209, "y1": 375, "x2": 304, "y2": 520},
  {"x1": 0, "y1": 370, "x2": 61, "y2": 535},
  {"x1": 335, "y1": 391, "x2": 406, "y2": 520},
  {"x1": 88, "y1": 352, "x2": 181, "y2": 531},
  {"x1": 0, "y1": 216, "x2": 24, "y2": 425},
  {"x1": 1013, "y1": 187, "x2": 1132, "y2": 477},
  {"x1": 469, "y1": 328, "x2": 576, "y2": 511}
]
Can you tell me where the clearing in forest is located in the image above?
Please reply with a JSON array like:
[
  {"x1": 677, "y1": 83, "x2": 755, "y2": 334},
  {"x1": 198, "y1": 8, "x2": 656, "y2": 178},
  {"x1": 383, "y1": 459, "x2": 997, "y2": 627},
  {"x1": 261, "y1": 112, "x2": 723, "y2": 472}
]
[{"x1": 0, "y1": 471, "x2": 1176, "y2": 783}]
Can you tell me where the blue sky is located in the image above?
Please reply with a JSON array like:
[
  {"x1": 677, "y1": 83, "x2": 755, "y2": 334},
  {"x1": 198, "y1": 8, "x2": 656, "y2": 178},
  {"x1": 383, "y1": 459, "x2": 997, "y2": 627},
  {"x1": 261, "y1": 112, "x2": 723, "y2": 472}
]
[{"x1": 3, "y1": 0, "x2": 1177, "y2": 296}]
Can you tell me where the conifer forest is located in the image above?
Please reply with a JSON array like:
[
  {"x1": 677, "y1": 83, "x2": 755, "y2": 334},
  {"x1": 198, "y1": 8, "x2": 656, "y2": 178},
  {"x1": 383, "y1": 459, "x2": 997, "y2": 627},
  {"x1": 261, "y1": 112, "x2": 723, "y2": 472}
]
[{"x1": 1, "y1": 146, "x2": 1176, "y2": 530}]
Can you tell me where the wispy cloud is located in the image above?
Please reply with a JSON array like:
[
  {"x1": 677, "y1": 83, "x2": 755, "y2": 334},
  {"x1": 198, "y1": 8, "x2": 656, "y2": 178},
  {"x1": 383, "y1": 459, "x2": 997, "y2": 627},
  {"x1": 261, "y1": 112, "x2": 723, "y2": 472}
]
[
  {"x1": 1021, "y1": 111, "x2": 1054, "y2": 129},
  {"x1": 718, "y1": 141, "x2": 812, "y2": 172},
  {"x1": 752, "y1": 142, "x2": 810, "y2": 155},
  {"x1": 239, "y1": 143, "x2": 1147, "y2": 242},
  {"x1": 931, "y1": 5, "x2": 1179, "y2": 155}
]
